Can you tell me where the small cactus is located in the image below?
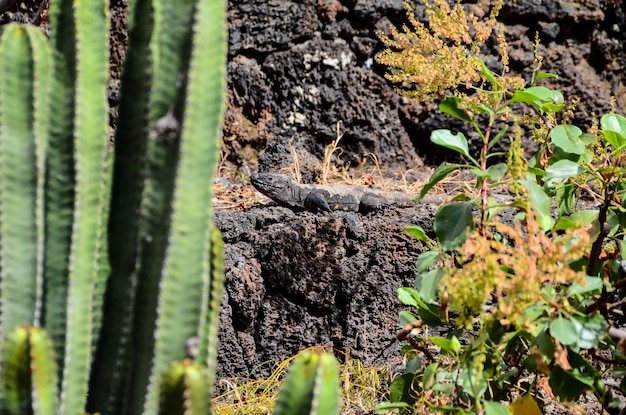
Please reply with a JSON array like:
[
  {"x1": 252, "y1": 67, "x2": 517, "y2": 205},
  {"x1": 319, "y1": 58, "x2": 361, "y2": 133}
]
[
  {"x1": 273, "y1": 350, "x2": 341, "y2": 415},
  {"x1": 1, "y1": 326, "x2": 58, "y2": 415},
  {"x1": 158, "y1": 360, "x2": 211, "y2": 415}
]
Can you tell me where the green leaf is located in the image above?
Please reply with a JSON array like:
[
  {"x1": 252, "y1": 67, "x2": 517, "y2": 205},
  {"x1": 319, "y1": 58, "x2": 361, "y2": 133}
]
[
  {"x1": 418, "y1": 303, "x2": 445, "y2": 327},
  {"x1": 555, "y1": 210, "x2": 598, "y2": 231},
  {"x1": 429, "y1": 336, "x2": 461, "y2": 355},
  {"x1": 375, "y1": 402, "x2": 412, "y2": 411},
  {"x1": 422, "y1": 363, "x2": 439, "y2": 390},
  {"x1": 415, "y1": 268, "x2": 444, "y2": 303},
  {"x1": 521, "y1": 180, "x2": 554, "y2": 230},
  {"x1": 488, "y1": 124, "x2": 508, "y2": 150},
  {"x1": 533, "y1": 330, "x2": 556, "y2": 359},
  {"x1": 476, "y1": 104, "x2": 494, "y2": 117},
  {"x1": 458, "y1": 366, "x2": 488, "y2": 397},
  {"x1": 398, "y1": 287, "x2": 420, "y2": 308},
  {"x1": 399, "y1": 311, "x2": 418, "y2": 327},
  {"x1": 545, "y1": 159, "x2": 585, "y2": 180},
  {"x1": 434, "y1": 203, "x2": 474, "y2": 251},
  {"x1": 571, "y1": 314, "x2": 608, "y2": 350},
  {"x1": 388, "y1": 373, "x2": 419, "y2": 407},
  {"x1": 509, "y1": 86, "x2": 558, "y2": 104},
  {"x1": 509, "y1": 86, "x2": 564, "y2": 113},
  {"x1": 415, "y1": 268, "x2": 445, "y2": 303},
  {"x1": 541, "y1": 101, "x2": 566, "y2": 113},
  {"x1": 550, "y1": 314, "x2": 608, "y2": 350},
  {"x1": 405, "y1": 356, "x2": 421, "y2": 373},
  {"x1": 415, "y1": 250, "x2": 440, "y2": 273},
  {"x1": 601, "y1": 113, "x2": 626, "y2": 150},
  {"x1": 535, "y1": 72, "x2": 558, "y2": 81},
  {"x1": 555, "y1": 184, "x2": 576, "y2": 217},
  {"x1": 471, "y1": 163, "x2": 508, "y2": 180},
  {"x1": 550, "y1": 125, "x2": 586, "y2": 155},
  {"x1": 479, "y1": 59, "x2": 498, "y2": 88},
  {"x1": 483, "y1": 400, "x2": 511, "y2": 415},
  {"x1": 549, "y1": 364, "x2": 596, "y2": 401},
  {"x1": 568, "y1": 276, "x2": 604, "y2": 296},
  {"x1": 430, "y1": 130, "x2": 478, "y2": 166},
  {"x1": 439, "y1": 96, "x2": 472, "y2": 122},
  {"x1": 487, "y1": 163, "x2": 508, "y2": 181},
  {"x1": 404, "y1": 226, "x2": 433, "y2": 247},
  {"x1": 398, "y1": 289, "x2": 443, "y2": 326},
  {"x1": 416, "y1": 163, "x2": 470, "y2": 202},
  {"x1": 550, "y1": 317, "x2": 578, "y2": 346}
]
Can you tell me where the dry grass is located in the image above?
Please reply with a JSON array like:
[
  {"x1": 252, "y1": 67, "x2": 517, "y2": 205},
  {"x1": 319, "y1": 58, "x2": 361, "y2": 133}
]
[
  {"x1": 212, "y1": 347, "x2": 394, "y2": 415},
  {"x1": 213, "y1": 119, "x2": 494, "y2": 210}
]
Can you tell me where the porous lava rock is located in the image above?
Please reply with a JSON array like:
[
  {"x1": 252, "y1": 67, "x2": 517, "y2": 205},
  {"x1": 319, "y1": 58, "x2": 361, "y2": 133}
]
[{"x1": 214, "y1": 204, "x2": 438, "y2": 378}]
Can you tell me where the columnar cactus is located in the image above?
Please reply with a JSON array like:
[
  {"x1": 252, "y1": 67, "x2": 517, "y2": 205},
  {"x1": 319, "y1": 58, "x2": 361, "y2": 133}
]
[{"x1": 0, "y1": 0, "x2": 227, "y2": 414}]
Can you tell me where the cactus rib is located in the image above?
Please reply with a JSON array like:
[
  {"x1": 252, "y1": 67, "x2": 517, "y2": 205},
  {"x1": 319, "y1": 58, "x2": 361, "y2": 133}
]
[
  {"x1": 58, "y1": 0, "x2": 110, "y2": 414},
  {"x1": 143, "y1": 0, "x2": 227, "y2": 411},
  {"x1": 86, "y1": 0, "x2": 153, "y2": 412},
  {"x1": 0, "y1": 24, "x2": 52, "y2": 339}
]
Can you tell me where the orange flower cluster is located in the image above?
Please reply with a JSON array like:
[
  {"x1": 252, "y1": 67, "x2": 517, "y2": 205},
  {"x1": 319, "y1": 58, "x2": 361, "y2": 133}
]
[
  {"x1": 442, "y1": 212, "x2": 590, "y2": 330},
  {"x1": 376, "y1": 0, "x2": 505, "y2": 101}
]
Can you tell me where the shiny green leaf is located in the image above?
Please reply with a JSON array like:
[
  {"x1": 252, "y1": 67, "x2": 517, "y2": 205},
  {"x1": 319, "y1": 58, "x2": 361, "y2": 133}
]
[
  {"x1": 431, "y1": 130, "x2": 478, "y2": 165},
  {"x1": 439, "y1": 96, "x2": 472, "y2": 122},
  {"x1": 522, "y1": 180, "x2": 554, "y2": 230},
  {"x1": 545, "y1": 159, "x2": 585, "y2": 179},
  {"x1": 601, "y1": 113, "x2": 626, "y2": 149},
  {"x1": 404, "y1": 226, "x2": 432, "y2": 247},
  {"x1": 434, "y1": 203, "x2": 474, "y2": 251},
  {"x1": 550, "y1": 125, "x2": 585, "y2": 155},
  {"x1": 550, "y1": 317, "x2": 577, "y2": 346}
]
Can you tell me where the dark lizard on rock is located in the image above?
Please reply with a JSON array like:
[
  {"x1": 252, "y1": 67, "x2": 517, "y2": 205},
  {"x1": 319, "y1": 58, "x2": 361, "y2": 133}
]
[{"x1": 251, "y1": 173, "x2": 414, "y2": 213}]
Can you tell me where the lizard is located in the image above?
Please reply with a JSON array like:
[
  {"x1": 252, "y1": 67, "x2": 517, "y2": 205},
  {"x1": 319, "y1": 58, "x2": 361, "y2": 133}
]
[{"x1": 251, "y1": 173, "x2": 414, "y2": 213}]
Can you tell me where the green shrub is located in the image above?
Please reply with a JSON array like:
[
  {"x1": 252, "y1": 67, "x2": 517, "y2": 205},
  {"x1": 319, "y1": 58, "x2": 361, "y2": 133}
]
[{"x1": 376, "y1": 1, "x2": 626, "y2": 414}]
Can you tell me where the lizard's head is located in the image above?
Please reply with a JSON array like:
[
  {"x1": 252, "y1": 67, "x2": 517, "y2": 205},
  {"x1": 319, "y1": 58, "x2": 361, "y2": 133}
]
[{"x1": 250, "y1": 173, "x2": 293, "y2": 200}]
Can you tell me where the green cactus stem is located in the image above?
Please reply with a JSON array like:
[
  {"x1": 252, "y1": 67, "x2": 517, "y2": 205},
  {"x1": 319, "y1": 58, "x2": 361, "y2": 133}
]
[
  {"x1": 158, "y1": 360, "x2": 211, "y2": 415},
  {"x1": 273, "y1": 350, "x2": 341, "y2": 415},
  {"x1": 0, "y1": 23, "x2": 52, "y2": 340},
  {"x1": 1, "y1": 326, "x2": 59, "y2": 415}
]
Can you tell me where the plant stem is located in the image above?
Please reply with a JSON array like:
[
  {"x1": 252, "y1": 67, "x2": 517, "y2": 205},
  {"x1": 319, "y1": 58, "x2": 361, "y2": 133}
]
[{"x1": 479, "y1": 116, "x2": 494, "y2": 234}]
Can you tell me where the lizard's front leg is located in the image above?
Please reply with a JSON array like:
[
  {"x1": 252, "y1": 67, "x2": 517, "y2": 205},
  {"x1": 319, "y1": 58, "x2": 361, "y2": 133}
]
[{"x1": 304, "y1": 192, "x2": 333, "y2": 212}]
